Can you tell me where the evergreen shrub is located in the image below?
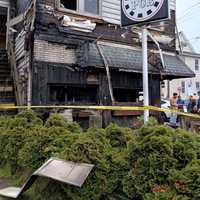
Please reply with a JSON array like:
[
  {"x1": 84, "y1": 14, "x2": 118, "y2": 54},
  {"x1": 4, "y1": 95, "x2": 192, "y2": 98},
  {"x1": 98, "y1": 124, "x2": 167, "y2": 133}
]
[{"x1": 0, "y1": 111, "x2": 200, "y2": 200}]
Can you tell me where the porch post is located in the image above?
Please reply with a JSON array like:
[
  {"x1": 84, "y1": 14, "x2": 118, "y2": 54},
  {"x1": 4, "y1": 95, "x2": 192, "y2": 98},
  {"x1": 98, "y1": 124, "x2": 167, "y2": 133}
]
[{"x1": 142, "y1": 28, "x2": 149, "y2": 124}]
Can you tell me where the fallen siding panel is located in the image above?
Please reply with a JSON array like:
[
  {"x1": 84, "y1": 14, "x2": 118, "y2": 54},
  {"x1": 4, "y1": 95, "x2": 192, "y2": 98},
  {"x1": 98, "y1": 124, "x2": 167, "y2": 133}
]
[{"x1": 15, "y1": 31, "x2": 26, "y2": 61}]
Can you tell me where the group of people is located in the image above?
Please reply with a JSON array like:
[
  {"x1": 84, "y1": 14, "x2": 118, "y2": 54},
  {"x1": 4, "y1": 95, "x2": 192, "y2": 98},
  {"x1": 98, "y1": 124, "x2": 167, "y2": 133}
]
[{"x1": 169, "y1": 92, "x2": 200, "y2": 124}]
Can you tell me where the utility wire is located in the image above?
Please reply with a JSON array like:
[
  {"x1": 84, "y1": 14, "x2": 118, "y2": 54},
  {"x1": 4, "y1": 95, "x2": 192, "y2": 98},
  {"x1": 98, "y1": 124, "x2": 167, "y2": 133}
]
[
  {"x1": 177, "y1": 2, "x2": 200, "y2": 21},
  {"x1": 178, "y1": 14, "x2": 199, "y2": 24}
]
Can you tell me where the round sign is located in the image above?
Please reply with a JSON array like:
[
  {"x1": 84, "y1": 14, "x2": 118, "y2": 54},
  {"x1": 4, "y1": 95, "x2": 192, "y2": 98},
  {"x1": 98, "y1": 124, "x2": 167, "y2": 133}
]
[{"x1": 122, "y1": 0, "x2": 165, "y2": 22}]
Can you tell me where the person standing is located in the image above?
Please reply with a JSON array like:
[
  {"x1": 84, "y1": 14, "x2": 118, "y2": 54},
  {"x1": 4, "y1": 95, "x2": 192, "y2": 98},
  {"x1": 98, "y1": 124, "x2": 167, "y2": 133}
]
[
  {"x1": 187, "y1": 95, "x2": 196, "y2": 113},
  {"x1": 197, "y1": 91, "x2": 200, "y2": 113},
  {"x1": 177, "y1": 96, "x2": 184, "y2": 111},
  {"x1": 170, "y1": 93, "x2": 178, "y2": 124}
]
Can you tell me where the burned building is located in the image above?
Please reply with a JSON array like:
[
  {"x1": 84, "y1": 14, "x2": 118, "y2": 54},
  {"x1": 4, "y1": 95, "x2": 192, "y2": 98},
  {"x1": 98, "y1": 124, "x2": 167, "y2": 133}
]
[{"x1": 0, "y1": 0, "x2": 195, "y2": 127}]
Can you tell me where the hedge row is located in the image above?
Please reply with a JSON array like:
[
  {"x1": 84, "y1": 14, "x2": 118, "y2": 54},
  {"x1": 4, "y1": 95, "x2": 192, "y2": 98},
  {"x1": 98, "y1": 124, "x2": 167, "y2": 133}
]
[{"x1": 0, "y1": 110, "x2": 200, "y2": 199}]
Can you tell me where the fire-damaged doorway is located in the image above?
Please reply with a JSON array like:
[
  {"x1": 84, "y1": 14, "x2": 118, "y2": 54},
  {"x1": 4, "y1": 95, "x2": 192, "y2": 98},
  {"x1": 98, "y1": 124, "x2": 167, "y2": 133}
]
[{"x1": 0, "y1": 4, "x2": 9, "y2": 49}]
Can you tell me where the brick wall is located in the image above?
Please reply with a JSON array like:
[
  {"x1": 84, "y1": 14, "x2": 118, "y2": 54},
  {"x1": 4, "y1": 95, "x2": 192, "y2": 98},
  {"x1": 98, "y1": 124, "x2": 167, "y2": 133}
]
[{"x1": 34, "y1": 39, "x2": 77, "y2": 64}]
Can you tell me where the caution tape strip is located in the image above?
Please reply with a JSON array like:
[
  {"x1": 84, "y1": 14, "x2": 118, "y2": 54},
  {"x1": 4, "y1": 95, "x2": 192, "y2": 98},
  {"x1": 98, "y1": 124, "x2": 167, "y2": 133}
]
[{"x1": 0, "y1": 104, "x2": 200, "y2": 119}]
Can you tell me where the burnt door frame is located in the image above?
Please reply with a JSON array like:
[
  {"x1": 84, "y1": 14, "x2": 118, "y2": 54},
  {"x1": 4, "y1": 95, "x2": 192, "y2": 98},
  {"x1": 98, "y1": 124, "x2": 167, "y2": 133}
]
[{"x1": 0, "y1": 0, "x2": 10, "y2": 49}]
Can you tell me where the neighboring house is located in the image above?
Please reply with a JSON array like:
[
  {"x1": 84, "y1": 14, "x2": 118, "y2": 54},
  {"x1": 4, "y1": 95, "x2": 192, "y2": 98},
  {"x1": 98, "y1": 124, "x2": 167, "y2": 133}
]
[
  {"x1": 162, "y1": 32, "x2": 200, "y2": 99},
  {"x1": 0, "y1": 0, "x2": 194, "y2": 127}
]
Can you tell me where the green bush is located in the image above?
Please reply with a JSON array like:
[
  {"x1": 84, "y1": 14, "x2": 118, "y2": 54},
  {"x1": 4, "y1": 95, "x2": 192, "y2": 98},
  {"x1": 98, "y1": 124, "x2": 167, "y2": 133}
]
[
  {"x1": 1, "y1": 111, "x2": 200, "y2": 200},
  {"x1": 11, "y1": 110, "x2": 43, "y2": 128},
  {"x1": 45, "y1": 114, "x2": 82, "y2": 134},
  {"x1": 18, "y1": 127, "x2": 78, "y2": 170},
  {"x1": 122, "y1": 125, "x2": 200, "y2": 199}
]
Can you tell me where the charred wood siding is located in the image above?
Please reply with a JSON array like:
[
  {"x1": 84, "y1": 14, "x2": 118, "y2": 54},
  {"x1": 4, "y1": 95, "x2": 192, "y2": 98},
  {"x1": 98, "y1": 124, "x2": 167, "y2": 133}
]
[
  {"x1": 112, "y1": 72, "x2": 160, "y2": 106},
  {"x1": 164, "y1": 10, "x2": 176, "y2": 38},
  {"x1": 15, "y1": 31, "x2": 29, "y2": 104},
  {"x1": 11, "y1": 0, "x2": 36, "y2": 105},
  {"x1": 32, "y1": 62, "x2": 99, "y2": 105},
  {"x1": 32, "y1": 62, "x2": 48, "y2": 105},
  {"x1": 32, "y1": 59, "x2": 160, "y2": 106},
  {"x1": 35, "y1": 0, "x2": 176, "y2": 52},
  {"x1": 112, "y1": 72, "x2": 143, "y2": 90}
]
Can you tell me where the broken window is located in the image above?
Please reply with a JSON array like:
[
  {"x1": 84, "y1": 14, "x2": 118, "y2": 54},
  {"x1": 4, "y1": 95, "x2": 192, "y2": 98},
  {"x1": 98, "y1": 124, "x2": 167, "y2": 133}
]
[
  {"x1": 114, "y1": 89, "x2": 141, "y2": 102},
  {"x1": 59, "y1": 0, "x2": 100, "y2": 15},
  {"x1": 49, "y1": 85, "x2": 98, "y2": 104},
  {"x1": 60, "y1": 0, "x2": 77, "y2": 11}
]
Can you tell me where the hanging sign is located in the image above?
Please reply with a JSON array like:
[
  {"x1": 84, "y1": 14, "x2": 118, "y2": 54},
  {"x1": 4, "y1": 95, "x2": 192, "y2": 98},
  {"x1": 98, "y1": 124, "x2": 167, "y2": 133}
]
[{"x1": 121, "y1": 0, "x2": 169, "y2": 27}]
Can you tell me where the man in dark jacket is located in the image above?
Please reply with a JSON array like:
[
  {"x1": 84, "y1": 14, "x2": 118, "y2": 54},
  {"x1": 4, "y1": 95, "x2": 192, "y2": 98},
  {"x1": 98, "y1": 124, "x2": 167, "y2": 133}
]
[
  {"x1": 187, "y1": 95, "x2": 196, "y2": 113},
  {"x1": 197, "y1": 91, "x2": 200, "y2": 113}
]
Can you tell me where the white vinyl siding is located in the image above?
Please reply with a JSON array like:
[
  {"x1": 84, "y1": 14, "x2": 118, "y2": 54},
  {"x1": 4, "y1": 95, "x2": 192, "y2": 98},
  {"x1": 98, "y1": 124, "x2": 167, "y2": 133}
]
[
  {"x1": 102, "y1": 0, "x2": 120, "y2": 25},
  {"x1": 169, "y1": 0, "x2": 176, "y2": 11},
  {"x1": 0, "y1": 0, "x2": 10, "y2": 7}
]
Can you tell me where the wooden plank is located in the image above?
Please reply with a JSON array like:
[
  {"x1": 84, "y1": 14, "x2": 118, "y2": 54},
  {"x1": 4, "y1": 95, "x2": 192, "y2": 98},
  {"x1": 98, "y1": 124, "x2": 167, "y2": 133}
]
[
  {"x1": 0, "y1": 86, "x2": 13, "y2": 92},
  {"x1": 72, "y1": 111, "x2": 92, "y2": 118},
  {"x1": 113, "y1": 110, "x2": 143, "y2": 116},
  {"x1": 8, "y1": 14, "x2": 24, "y2": 27}
]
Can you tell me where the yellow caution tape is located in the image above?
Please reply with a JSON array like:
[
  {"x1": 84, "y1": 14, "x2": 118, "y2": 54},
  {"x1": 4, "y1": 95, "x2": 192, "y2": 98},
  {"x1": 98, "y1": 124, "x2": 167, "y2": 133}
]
[{"x1": 0, "y1": 104, "x2": 200, "y2": 119}]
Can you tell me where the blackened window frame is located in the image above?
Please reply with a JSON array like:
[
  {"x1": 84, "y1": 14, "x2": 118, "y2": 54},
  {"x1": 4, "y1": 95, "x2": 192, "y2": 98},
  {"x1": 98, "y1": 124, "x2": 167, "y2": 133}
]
[{"x1": 49, "y1": 84, "x2": 98, "y2": 105}]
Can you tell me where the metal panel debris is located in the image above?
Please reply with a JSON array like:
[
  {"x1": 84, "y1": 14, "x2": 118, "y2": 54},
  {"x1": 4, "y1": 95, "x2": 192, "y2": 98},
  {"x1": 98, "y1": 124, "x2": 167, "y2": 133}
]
[{"x1": 0, "y1": 158, "x2": 94, "y2": 199}]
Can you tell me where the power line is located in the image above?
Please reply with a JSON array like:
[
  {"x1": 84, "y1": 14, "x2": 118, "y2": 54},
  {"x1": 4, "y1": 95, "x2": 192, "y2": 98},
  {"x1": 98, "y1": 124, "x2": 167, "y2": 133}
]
[
  {"x1": 178, "y1": 14, "x2": 199, "y2": 24},
  {"x1": 177, "y1": 2, "x2": 200, "y2": 21}
]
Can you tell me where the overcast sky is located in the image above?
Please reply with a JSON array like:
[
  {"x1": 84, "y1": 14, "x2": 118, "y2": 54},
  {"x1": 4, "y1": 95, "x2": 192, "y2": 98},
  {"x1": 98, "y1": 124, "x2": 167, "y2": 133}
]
[{"x1": 176, "y1": 0, "x2": 200, "y2": 53}]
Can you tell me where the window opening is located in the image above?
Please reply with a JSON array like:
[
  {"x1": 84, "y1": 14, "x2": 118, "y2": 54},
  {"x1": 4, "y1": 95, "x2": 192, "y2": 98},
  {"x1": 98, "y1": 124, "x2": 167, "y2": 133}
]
[
  {"x1": 181, "y1": 81, "x2": 185, "y2": 94},
  {"x1": 59, "y1": 0, "x2": 100, "y2": 15},
  {"x1": 49, "y1": 85, "x2": 98, "y2": 104},
  {"x1": 196, "y1": 82, "x2": 200, "y2": 90},
  {"x1": 60, "y1": 0, "x2": 77, "y2": 11},
  {"x1": 195, "y1": 59, "x2": 199, "y2": 71},
  {"x1": 113, "y1": 88, "x2": 141, "y2": 102}
]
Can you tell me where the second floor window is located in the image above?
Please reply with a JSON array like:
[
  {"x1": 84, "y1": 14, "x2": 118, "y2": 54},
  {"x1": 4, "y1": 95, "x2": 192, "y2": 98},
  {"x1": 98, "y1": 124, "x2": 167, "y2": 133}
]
[
  {"x1": 195, "y1": 59, "x2": 199, "y2": 71},
  {"x1": 60, "y1": 0, "x2": 100, "y2": 15},
  {"x1": 181, "y1": 81, "x2": 185, "y2": 94},
  {"x1": 196, "y1": 82, "x2": 200, "y2": 90}
]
